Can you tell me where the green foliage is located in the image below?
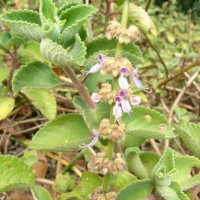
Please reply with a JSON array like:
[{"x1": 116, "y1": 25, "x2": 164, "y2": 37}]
[
  {"x1": 69, "y1": 34, "x2": 87, "y2": 66},
  {"x1": 31, "y1": 185, "x2": 52, "y2": 200},
  {"x1": 117, "y1": 179, "x2": 154, "y2": 200},
  {"x1": 21, "y1": 150, "x2": 38, "y2": 166},
  {"x1": 21, "y1": 87, "x2": 57, "y2": 120},
  {"x1": 61, "y1": 172, "x2": 102, "y2": 200},
  {"x1": 60, "y1": 4, "x2": 97, "y2": 28},
  {"x1": 123, "y1": 106, "x2": 175, "y2": 140},
  {"x1": 12, "y1": 61, "x2": 60, "y2": 95},
  {"x1": 0, "y1": 96, "x2": 15, "y2": 120},
  {"x1": 0, "y1": 155, "x2": 35, "y2": 192},
  {"x1": 176, "y1": 122, "x2": 200, "y2": 158},
  {"x1": 29, "y1": 114, "x2": 91, "y2": 152},
  {"x1": 73, "y1": 96, "x2": 111, "y2": 129},
  {"x1": 0, "y1": 10, "x2": 45, "y2": 41},
  {"x1": 53, "y1": 174, "x2": 75, "y2": 192},
  {"x1": 110, "y1": 171, "x2": 137, "y2": 190},
  {"x1": 0, "y1": 67, "x2": 10, "y2": 83}
]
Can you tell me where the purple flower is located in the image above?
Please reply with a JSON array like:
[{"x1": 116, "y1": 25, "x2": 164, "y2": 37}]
[
  {"x1": 83, "y1": 129, "x2": 100, "y2": 148},
  {"x1": 132, "y1": 67, "x2": 152, "y2": 93},
  {"x1": 84, "y1": 54, "x2": 105, "y2": 75},
  {"x1": 118, "y1": 66, "x2": 129, "y2": 90}
]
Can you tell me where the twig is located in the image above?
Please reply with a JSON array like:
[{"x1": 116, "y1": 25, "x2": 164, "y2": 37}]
[
  {"x1": 37, "y1": 178, "x2": 54, "y2": 185},
  {"x1": 46, "y1": 152, "x2": 82, "y2": 177},
  {"x1": 157, "y1": 60, "x2": 200, "y2": 88},
  {"x1": 56, "y1": 153, "x2": 62, "y2": 179},
  {"x1": 145, "y1": 0, "x2": 152, "y2": 11},
  {"x1": 168, "y1": 71, "x2": 199, "y2": 123},
  {"x1": 144, "y1": 33, "x2": 169, "y2": 78},
  {"x1": 184, "y1": 72, "x2": 200, "y2": 92},
  {"x1": 149, "y1": 139, "x2": 161, "y2": 156}
]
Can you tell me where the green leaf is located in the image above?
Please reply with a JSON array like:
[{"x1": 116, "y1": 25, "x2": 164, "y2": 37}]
[
  {"x1": 86, "y1": 37, "x2": 142, "y2": 59},
  {"x1": 128, "y1": 3, "x2": 157, "y2": 37},
  {"x1": 170, "y1": 182, "x2": 190, "y2": 200},
  {"x1": 182, "y1": 172, "x2": 200, "y2": 191},
  {"x1": 31, "y1": 186, "x2": 52, "y2": 200},
  {"x1": 84, "y1": 72, "x2": 112, "y2": 93},
  {"x1": 61, "y1": 172, "x2": 102, "y2": 200},
  {"x1": 152, "y1": 148, "x2": 177, "y2": 187},
  {"x1": 0, "y1": 10, "x2": 45, "y2": 41},
  {"x1": 40, "y1": 38, "x2": 73, "y2": 66},
  {"x1": 60, "y1": 4, "x2": 97, "y2": 29},
  {"x1": 57, "y1": 2, "x2": 81, "y2": 16},
  {"x1": 174, "y1": 155, "x2": 200, "y2": 183},
  {"x1": 73, "y1": 96, "x2": 111, "y2": 129},
  {"x1": 0, "y1": 155, "x2": 35, "y2": 192},
  {"x1": 0, "y1": 96, "x2": 15, "y2": 120},
  {"x1": 123, "y1": 134, "x2": 145, "y2": 148},
  {"x1": 117, "y1": 179, "x2": 153, "y2": 200},
  {"x1": 21, "y1": 150, "x2": 38, "y2": 166},
  {"x1": 176, "y1": 122, "x2": 200, "y2": 158},
  {"x1": 69, "y1": 34, "x2": 86, "y2": 65},
  {"x1": 20, "y1": 41, "x2": 46, "y2": 62},
  {"x1": 126, "y1": 150, "x2": 160, "y2": 178},
  {"x1": 29, "y1": 114, "x2": 91, "y2": 152},
  {"x1": 110, "y1": 171, "x2": 137, "y2": 190},
  {"x1": 22, "y1": 87, "x2": 57, "y2": 120},
  {"x1": 156, "y1": 185, "x2": 179, "y2": 200},
  {"x1": 0, "y1": 67, "x2": 10, "y2": 83},
  {"x1": 123, "y1": 106, "x2": 175, "y2": 139},
  {"x1": 39, "y1": 0, "x2": 58, "y2": 24},
  {"x1": 59, "y1": 23, "x2": 83, "y2": 47},
  {"x1": 12, "y1": 61, "x2": 60, "y2": 95}
]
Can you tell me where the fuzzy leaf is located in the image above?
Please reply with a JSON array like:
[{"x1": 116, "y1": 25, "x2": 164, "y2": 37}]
[
  {"x1": 0, "y1": 67, "x2": 10, "y2": 83},
  {"x1": 69, "y1": 34, "x2": 86, "y2": 65},
  {"x1": 156, "y1": 185, "x2": 179, "y2": 200},
  {"x1": 152, "y1": 148, "x2": 177, "y2": 187},
  {"x1": 182, "y1": 172, "x2": 200, "y2": 191},
  {"x1": 39, "y1": 0, "x2": 58, "y2": 24},
  {"x1": 0, "y1": 155, "x2": 35, "y2": 192},
  {"x1": 86, "y1": 37, "x2": 142, "y2": 59},
  {"x1": 174, "y1": 155, "x2": 200, "y2": 183},
  {"x1": 31, "y1": 186, "x2": 52, "y2": 200},
  {"x1": 61, "y1": 172, "x2": 102, "y2": 200},
  {"x1": 117, "y1": 179, "x2": 153, "y2": 200},
  {"x1": 30, "y1": 114, "x2": 91, "y2": 152},
  {"x1": 73, "y1": 96, "x2": 111, "y2": 129},
  {"x1": 22, "y1": 87, "x2": 57, "y2": 120},
  {"x1": 40, "y1": 38, "x2": 73, "y2": 66},
  {"x1": 128, "y1": 3, "x2": 157, "y2": 37},
  {"x1": 176, "y1": 122, "x2": 200, "y2": 158},
  {"x1": 126, "y1": 150, "x2": 160, "y2": 179},
  {"x1": 170, "y1": 182, "x2": 190, "y2": 200},
  {"x1": 60, "y1": 4, "x2": 97, "y2": 29},
  {"x1": 0, "y1": 10, "x2": 45, "y2": 41},
  {"x1": 12, "y1": 61, "x2": 60, "y2": 95},
  {"x1": 60, "y1": 23, "x2": 84, "y2": 47},
  {"x1": 123, "y1": 106, "x2": 175, "y2": 139},
  {"x1": 0, "y1": 96, "x2": 15, "y2": 120},
  {"x1": 110, "y1": 171, "x2": 137, "y2": 191}
]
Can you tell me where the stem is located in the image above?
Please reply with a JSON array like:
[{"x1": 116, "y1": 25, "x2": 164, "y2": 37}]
[
  {"x1": 145, "y1": 0, "x2": 152, "y2": 11},
  {"x1": 103, "y1": 0, "x2": 130, "y2": 192},
  {"x1": 63, "y1": 66, "x2": 96, "y2": 109},
  {"x1": 157, "y1": 59, "x2": 200, "y2": 88}
]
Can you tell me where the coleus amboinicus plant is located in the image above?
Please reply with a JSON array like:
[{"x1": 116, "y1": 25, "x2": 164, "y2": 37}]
[{"x1": 0, "y1": 0, "x2": 200, "y2": 199}]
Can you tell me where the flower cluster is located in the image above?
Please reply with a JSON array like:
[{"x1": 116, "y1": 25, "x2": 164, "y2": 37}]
[
  {"x1": 88, "y1": 151, "x2": 124, "y2": 175},
  {"x1": 86, "y1": 54, "x2": 151, "y2": 121},
  {"x1": 99, "y1": 119, "x2": 126, "y2": 142},
  {"x1": 106, "y1": 20, "x2": 140, "y2": 44},
  {"x1": 90, "y1": 186, "x2": 117, "y2": 200}
]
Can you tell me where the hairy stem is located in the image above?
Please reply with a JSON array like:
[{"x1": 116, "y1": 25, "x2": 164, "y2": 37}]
[
  {"x1": 63, "y1": 67, "x2": 96, "y2": 109},
  {"x1": 103, "y1": 0, "x2": 130, "y2": 192}
]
